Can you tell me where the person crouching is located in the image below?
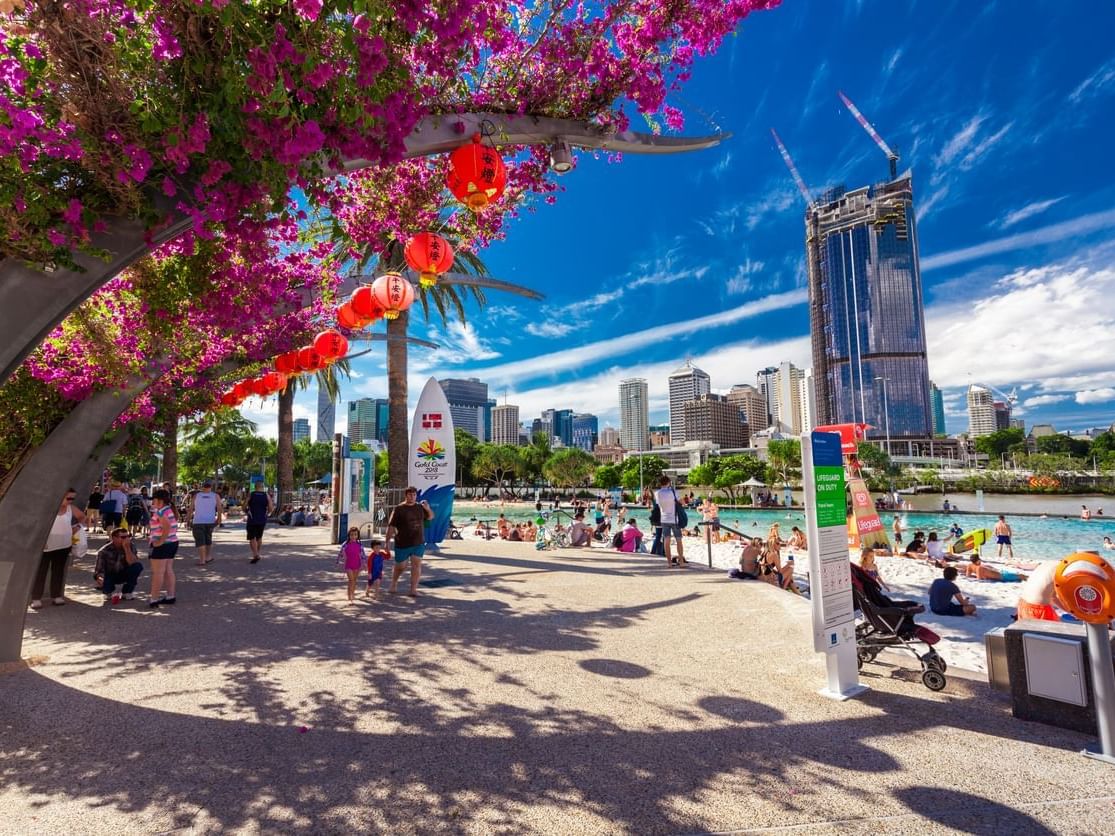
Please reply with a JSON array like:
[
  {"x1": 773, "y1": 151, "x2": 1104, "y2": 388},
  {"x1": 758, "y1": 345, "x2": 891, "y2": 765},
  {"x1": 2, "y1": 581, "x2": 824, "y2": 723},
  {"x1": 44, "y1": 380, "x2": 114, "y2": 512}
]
[{"x1": 94, "y1": 528, "x2": 144, "y2": 605}]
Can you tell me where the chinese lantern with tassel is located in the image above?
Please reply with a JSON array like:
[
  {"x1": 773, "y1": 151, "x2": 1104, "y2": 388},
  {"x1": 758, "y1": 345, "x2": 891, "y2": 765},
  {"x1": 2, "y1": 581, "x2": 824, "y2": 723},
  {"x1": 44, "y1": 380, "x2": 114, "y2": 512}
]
[
  {"x1": 404, "y1": 232, "x2": 455, "y2": 288},
  {"x1": 297, "y1": 346, "x2": 324, "y2": 372},
  {"x1": 350, "y1": 285, "x2": 384, "y2": 324},
  {"x1": 445, "y1": 133, "x2": 506, "y2": 212},
  {"x1": 370, "y1": 272, "x2": 415, "y2": 320},
  {"x1": 313, "y1": 329, "x2": 348, "y2": 362},
  {"x1": 337, "y1": 302, "x2": 360, "y2": 331}
]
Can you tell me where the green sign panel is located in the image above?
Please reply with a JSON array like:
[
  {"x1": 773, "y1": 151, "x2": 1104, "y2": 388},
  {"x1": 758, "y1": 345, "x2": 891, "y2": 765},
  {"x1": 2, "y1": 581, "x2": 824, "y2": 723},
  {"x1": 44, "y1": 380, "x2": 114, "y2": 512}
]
[{"x1": 813, "y1": 465, "x2": 846, "y2": 529}]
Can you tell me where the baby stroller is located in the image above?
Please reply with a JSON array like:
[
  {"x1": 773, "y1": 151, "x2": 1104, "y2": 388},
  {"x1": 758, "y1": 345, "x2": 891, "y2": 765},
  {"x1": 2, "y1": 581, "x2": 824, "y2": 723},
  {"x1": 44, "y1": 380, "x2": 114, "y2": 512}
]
[{"x1": 850, "y1": 563, "x2": 948, "y2": 691}]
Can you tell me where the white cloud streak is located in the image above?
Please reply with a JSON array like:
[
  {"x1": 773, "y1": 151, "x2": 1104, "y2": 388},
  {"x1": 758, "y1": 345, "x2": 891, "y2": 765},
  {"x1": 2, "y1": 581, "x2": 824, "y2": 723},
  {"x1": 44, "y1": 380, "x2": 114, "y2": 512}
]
[
  {"x1": 996, "y1": 197, "x2": 1066, "y2": 230},
  {"x1": 1069, "y1": 59, "x2": 1115, "y2": 104},
  {"x1": 1023, "y1": 394, "x2": 1070, "y2": 408},
  {"x1": 1076, "y1": 388, "x2": 1115, "y2": 405}
]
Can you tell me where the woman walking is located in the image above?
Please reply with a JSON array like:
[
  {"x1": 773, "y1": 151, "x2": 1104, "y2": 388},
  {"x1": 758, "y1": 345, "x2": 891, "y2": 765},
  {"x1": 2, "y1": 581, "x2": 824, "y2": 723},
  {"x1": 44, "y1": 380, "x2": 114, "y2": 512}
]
[
  {"x1": 147, "y1": 489, "x2": 179, "y2": 608},
  {"x1": 30, "y1": 489, "x2": 85, "y2": 608}
]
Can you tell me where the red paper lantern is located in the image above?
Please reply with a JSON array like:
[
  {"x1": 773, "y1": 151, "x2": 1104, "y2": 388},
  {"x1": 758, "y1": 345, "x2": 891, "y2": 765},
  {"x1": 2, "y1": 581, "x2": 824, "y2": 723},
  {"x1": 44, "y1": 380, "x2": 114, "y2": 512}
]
[
  {"x1": 446, "y1": 133, "x2": 506, "y2": 212},
  {"x1": 275, "y1": 351, "x2": 298, "y2": 375},
  {"x1": 404, "y1": 232, "x2": 455, "y2": 288},
  {"x1": 350, "y1": 285, "x2": 383, "y2": 322},
  {"x1": 262, "y1": 371, "x2": 288, "y2": 393},
  {"x1": 297, "y1": 346, "x2": 324, "y2": 372},
  {"x1": 313, "y1": 329, "x2": 348, "y2": 361},
  {"x1": 233, "y1": 381, "x2": 251, "y2": 400},
  {"x1": 337, "y1": 302, "x2": 360, "y2": 330},
  {"x1": 370, "y1": 272, "x2": 416, "y2": 320},
  {"x1": 219, "y1": 392, "x2": 239, "y2": 407},
  {"x1": 249, "y1": 377, "x2": 270, "y2": 397}
]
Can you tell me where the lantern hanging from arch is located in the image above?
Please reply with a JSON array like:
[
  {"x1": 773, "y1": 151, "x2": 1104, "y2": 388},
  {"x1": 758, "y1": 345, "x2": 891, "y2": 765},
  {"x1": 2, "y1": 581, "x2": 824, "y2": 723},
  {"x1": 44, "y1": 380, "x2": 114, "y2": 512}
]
[
  {"x1": 404, "y1": 232, "x2": 455, "y2": 288},
  {"x1": 275, "y1": 351, "x2": 298, "y2": 375},
  {"x1": 350, "y1": 285, "x2": 384, "y2": 323},
  {"x1": 297, "y1": 346, "x2": 324, "y2": 372},
  {"x1": 446, "y1": 133, "x2": 506, "y2": 212},
  {"x1": 313, "y1": 329, "x2": 348, "y2": 362},
  {"x1": 233, "y1": 380, "x2": 251, "y2": 400},
  {"x1": 370, "y1": 272, "x2": 416, "y2": 320},
  {"x1": 337, "y1": 301, "x2": 360, "y2": 330},
  {"x1": 249, "y1": 377, "x2": 270, "y2": 397},
  {"x1": 262, "y1": 371, "x2": 288, "y2": 393}
]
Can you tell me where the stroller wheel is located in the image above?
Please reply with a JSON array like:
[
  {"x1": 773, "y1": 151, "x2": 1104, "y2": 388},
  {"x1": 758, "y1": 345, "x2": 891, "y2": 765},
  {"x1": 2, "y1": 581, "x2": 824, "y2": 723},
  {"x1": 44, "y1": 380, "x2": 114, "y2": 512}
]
[
  {"x1": 926, "y1": 653, "x2": 947, "y2": 673},
  {"x1": 921, "y1": 668, "x2": 947, "y2": 691},
  {"x1": 857, "y1": 647, "x2": 877, "y2": 665}
]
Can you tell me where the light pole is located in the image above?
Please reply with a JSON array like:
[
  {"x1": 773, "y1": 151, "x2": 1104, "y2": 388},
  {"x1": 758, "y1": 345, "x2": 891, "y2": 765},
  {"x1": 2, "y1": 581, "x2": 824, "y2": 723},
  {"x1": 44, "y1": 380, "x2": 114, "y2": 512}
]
[{"x1": 874, "y1": 376, "x2": 891, "y2": 458}]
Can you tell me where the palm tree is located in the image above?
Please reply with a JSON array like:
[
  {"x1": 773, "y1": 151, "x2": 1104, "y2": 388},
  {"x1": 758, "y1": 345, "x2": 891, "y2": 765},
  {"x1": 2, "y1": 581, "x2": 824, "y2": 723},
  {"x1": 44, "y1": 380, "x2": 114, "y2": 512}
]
[
  {"x1": 277, "y1": 358, "x2": 350, "y2": 504},
  {"x1": 181, "y1": 407, "x2": 257, "y2": 445}
]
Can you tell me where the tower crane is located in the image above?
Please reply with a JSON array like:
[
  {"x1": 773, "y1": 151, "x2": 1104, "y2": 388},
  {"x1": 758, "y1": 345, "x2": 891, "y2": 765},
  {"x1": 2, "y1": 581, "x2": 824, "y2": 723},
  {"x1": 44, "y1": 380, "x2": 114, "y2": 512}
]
[
  {"x1": 837, "y1": 90, "x2": 899, "y2": 179},
  {"x1": 969, "y1": 381, "x2": 1019, "y2": 406},
  {"x1": 770, "y1": 128, "x2": 813, "y2": 207}
]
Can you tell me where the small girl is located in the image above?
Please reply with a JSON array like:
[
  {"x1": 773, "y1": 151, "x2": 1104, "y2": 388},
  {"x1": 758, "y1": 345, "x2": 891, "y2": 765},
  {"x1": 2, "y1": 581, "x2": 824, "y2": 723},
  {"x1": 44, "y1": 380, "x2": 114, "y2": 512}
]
[
  {"x1": 365, "y1": 538, "x2": 389, "y2": 598},
  {"x1": 859, "y1": 547, "x2": 889, "y2": 591},
  {"x1": 337, "y1": 527, "x2": 365, "y2": 603}
]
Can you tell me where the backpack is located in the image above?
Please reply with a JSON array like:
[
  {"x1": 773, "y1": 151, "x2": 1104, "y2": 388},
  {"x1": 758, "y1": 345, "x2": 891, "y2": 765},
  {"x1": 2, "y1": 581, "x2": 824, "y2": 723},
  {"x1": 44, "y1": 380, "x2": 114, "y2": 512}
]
[
  {"x1": 611, "y1": 531, "x2": 624, "y2": 550},
  {"x1": 649, "y1": 503, "x2": 661, "y2": 526}
]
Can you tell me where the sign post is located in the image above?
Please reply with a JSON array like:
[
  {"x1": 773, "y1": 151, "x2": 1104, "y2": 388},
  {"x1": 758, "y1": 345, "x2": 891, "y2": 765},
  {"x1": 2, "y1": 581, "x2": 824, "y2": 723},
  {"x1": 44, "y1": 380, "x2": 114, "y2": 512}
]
[{"x1": 802, "y1": 430, "x2": 867, "y2": 700}]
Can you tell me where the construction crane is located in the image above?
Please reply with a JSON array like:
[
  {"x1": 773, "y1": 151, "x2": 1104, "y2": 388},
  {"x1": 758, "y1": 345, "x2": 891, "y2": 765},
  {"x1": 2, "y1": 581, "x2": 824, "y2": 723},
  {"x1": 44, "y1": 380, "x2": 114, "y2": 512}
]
[
  {"x1": 837, "y1": 90, "x2": 899, "y2": 179},
  {"x1": 770, "y1": 128, "x2": 813, "y2": 206},
  {"x1": 969, "y1": 381, "x2": 1019, "y2": 406}
]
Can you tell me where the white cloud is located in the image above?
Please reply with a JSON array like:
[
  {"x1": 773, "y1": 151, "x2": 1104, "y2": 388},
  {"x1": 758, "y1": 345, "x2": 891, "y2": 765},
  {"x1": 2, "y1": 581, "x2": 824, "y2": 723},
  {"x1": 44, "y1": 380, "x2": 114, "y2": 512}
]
[
  {"x1": 884, "y1": 48, "x2": 903, "y2": 77},
  {"x1": 916, "y1": 186, "x2": 949, "y2": 223},
  {"x1": 921, "y1": 208, "x2": 1115, "y2": 271},
  {"x1": 1023, "y1": 394, "x2": 1070, "y2": 408},
  {"x1": 524, "y1": 321, "x2": 575, "y2": 339},
  {"x1": 1076, "y1": 388, "x2": 1115, "y2": 405},
  {"x1": 1069, "y1": 59, "x2": 1115, "y2": 104},
  {"x1": 417, "y1": 320, "x2": 501, "y2": 367},
  {"x1": 711, "y1": 151, "x2": 732, "y2": 179},
  {"x1": 726, "y1": 258, "x2": 765, "y2": 295},
  {"x1": 995, "y1": 197, "x2": 1067, "y2": 230},
  {"x1": 934, "y1": 115, "x2": 987, "y2": 169},
  {"x1": 957, "y1": 121, "x2": 1013, "y2": 171},
  {"x1": 466, "y1": 288, "x2": 808, "y2": 385}
]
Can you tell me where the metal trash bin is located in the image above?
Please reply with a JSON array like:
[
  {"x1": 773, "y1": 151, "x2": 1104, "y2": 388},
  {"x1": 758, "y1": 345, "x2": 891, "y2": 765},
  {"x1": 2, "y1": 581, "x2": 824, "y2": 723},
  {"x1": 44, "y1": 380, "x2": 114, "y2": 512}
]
[{"x1": 984, "y1": 626, "x2": 1009, "y2": 692}]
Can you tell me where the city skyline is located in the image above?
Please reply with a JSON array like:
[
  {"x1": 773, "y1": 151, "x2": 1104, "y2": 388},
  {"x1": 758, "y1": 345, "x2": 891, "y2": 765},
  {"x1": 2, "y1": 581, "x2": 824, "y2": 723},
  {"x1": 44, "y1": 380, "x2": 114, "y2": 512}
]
[{"x1": 239, "y1": 1, "x2": 1115, "y2": 441}]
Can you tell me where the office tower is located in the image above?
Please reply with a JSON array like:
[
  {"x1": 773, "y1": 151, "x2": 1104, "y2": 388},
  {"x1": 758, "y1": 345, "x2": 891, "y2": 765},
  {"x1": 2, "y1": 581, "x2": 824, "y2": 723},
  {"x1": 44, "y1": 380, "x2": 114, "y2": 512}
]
[
  {"x1": 292, "y1": 418, "x2": 310, "y2": 443},
  {"x1": 798, "y1": 370, "x2": 815, "y2": 435},
  {"x1": 755, "y1": 367, "x2": 778, "y2": 428},
  {"x1": 772, "y1": 361, "x2": 804, "y2": 433},
  {"x1": 668, "y1": 362, "x2": 711, "y2": 445},
  {"x1": 491, "y1": 404, "x2": 520, "y2": 445},
  {"x1": 727, "y1": 384, "x2": 768, "y2": 434},
  {"x1": 530, "y1": 417, "x2": 553, "y2": 443},
  {"x1": 806, "y1": 175, "x2": 933, "y2": 438},
  {"x1": 930, "y1": 381, "x2": 946, "y2": 436},
  {"x1": 994, "y1": 401, "x2": 1012, "y2": 431},
  {"x1": 967, "y1": 385, "x2": 996, "y2": 437},
  {"x1": 683, "y1": 394, "x2": 749, "y2": 448},
  {"x1": 347, "y1": 397, "x2": 389, "y2": 445},
  {"x1": 316, "y1": 384, "x2": 335, "y2": 443},
  {"x1": 598, "y1": 426, "x2": 620, "y2": 448},
  {"x1": 542, "y1": 408, "x2": 574, "y2": 447},
  {"x1": 619, "y1": 378, "x2": 649, "y2": 451},
  {"x1": 648, "y1": 424, "x2": 671, "y2": 448},
  {"x1": 439, "y1": 378, "x2": 493, "y2": 440},
  {"x1": 572, "y1": 413, "x2": 598, "y2": 452}
]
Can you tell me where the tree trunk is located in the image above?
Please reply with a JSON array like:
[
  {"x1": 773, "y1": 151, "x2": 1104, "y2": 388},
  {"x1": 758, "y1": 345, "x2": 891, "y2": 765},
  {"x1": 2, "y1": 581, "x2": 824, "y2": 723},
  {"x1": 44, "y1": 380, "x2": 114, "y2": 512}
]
[
  {"x1": 277, "y1": 384, "x2": 295, "y2": 505},
  {"x1": 161, "y1": 413, "x2": 178, "y2": 493},
  {"x1": 387, "y1": 310, "x2": 410, "y2": 489}
]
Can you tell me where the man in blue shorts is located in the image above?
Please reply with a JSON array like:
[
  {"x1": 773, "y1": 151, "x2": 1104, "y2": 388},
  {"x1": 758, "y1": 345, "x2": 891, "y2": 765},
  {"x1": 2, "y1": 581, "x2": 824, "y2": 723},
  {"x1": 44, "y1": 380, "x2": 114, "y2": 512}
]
[
  {"x1": 387, "y1": 487, "x2": 434, "y2": 596},
  {"x1": 246, "y1": 480, "x2": 273, "y2": 564}
]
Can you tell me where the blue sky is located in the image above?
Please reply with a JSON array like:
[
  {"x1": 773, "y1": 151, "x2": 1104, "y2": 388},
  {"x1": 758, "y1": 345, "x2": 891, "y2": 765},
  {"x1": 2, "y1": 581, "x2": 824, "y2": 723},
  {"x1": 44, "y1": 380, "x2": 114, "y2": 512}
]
[{"x1": 248, "y1": 0, "x2": 1115, "y2": 440}]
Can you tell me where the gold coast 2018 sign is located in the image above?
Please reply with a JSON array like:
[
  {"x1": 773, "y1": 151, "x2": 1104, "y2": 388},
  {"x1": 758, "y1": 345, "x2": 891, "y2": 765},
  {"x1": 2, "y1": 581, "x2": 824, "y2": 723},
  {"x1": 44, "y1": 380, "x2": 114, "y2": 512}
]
[{"x1": 409, "y1": 379, "x2": 456, "y2": 544}]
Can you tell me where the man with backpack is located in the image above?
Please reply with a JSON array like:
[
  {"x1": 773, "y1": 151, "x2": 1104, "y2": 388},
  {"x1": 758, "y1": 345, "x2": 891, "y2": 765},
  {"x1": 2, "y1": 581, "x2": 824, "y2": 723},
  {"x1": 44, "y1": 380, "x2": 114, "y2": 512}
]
[
  {"x1": 100, "y1": 482, "x2": 128, "y2": 531},
  {"x1": 653, "y1": 475, "x2": 687, "y2": 567}
]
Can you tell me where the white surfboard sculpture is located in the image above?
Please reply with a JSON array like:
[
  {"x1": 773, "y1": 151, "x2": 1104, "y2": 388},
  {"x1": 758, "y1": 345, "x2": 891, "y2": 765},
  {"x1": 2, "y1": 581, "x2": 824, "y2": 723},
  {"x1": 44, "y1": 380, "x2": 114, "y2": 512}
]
[{"x1": 408, "y1": 377, "x2": 456, "y2": 545}]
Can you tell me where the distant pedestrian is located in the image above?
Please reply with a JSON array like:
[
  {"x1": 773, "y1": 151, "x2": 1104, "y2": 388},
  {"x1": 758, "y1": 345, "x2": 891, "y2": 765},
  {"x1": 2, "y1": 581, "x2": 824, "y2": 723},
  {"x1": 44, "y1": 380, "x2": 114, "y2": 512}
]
[
  {"x1": 30, "y1": 489, "x2": 85, "y2": 609},
  {"x1": 87, "y1": 484, "x2": 104, "y2": 532},
  {"x1": 892, "y1": 515, "x2": 903, "y2": 541},
  {"x1": 994, "y1": 515, "x2": 1013, "y2": 558},
  {"x1": 147, "y1": 489, "x2": 179, "y2": 608},
  {"x1": 246, "y1": 481, "x2": 273, "y2": 564},
  {"x1": 337, "y1": 527, "x2": 365, "y2": 604},
  {"x1": 191, "y1": 480, "x2": 222, "y2": 566},
  {"x1": 653, "y1": 475, "x2": 686, "y2": 567},
  {"x1": 100, "y1": 482, "x2": 128, "y2": 531},
  {"x1": 387, "y1": 487, "x2": 433, "y2": 597}
]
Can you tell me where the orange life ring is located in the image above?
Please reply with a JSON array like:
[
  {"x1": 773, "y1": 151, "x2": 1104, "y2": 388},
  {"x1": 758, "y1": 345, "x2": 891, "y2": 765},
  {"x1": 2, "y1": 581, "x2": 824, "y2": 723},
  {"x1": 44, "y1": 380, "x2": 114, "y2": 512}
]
[{"x1": 1054, "y1": 551, "x2": 1115, "y2": 624}]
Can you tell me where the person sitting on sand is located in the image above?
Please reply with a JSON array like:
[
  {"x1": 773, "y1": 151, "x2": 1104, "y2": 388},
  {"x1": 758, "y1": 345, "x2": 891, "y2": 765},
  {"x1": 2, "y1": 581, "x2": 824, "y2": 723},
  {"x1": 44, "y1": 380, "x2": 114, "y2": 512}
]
[
  {"x1": 903, "y1": 531, "x2": 925, "y2": 558},
  {"x1": 858, "y1": 547, "x2": 889, "y2": 591},
  {"x1": 734, "y1": 538, "x2": 764, "y2": 580},
  {"x1": 507, "y1": 525, "x2": 523, "y2": 542},
  {"x1": 788, "y1": 526, "x2": 807, "y2": 553},
  {"x1": 965, "y1": 555, "x2": 1027, "y2": 583},
  {"x1": 925, "y1": 531, "x2": 949, "y2": 564},
  {"x1": 569, "y1": 513, "x2": 593, "y2": 547},
  {"x1": 929, "y1": 566, "x2": 977, "y2": 617},
  {"x1": 1016, "y1": 561, "x2": 1062, "y2": 622},
  {"x1": 760, "y1": 538, "x2": 795, "y2": 591},
  {"x1": 617, "y1": 518, "x2": 643, "y2": 553}
]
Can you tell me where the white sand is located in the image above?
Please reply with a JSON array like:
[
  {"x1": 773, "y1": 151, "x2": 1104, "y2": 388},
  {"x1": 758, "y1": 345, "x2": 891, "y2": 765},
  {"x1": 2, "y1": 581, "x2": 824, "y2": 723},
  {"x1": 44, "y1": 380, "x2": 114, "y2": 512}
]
[{"x1": 456, "y1": 523, "x2": 1011, "y2": 676}]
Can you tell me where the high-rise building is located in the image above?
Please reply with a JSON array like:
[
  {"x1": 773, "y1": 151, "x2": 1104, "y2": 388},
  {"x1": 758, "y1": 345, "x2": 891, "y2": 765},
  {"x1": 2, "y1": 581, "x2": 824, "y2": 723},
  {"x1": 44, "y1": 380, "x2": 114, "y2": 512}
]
[
  {"x1": 994, "y1": 401, "x2": 1012, "y2": 431},
  {"x1": 798, "y1": 371, "x2": 815, "y2": 435},
  {"x1": 668, "y1": 362, "x2": 711, "y2": 445},
  {"x1": 542, "y1": 408, "x2": 574, "y2": 447},
  {"x1": 967, "y1": 385, "x2": 996, "y2": 437},
  {"x1": 292, "y1": 418, "x2": 311, "y2": 443},
  {"x1": 683, "y1": 394, "x2": 749, "y2": 448},
  {"x1": 755, "y1": 367, "x2": 778, "y2": 428},
  {"x1": 648, "y1": 424, "x2": 671, "y2": 448},
  {"x1": 772, "y1": 361, "x2": 804, "y2": 433},
  {"x1": 439, "y1": 378, "x2": 493, "y2": 440},
  {"x1": 491, "y1": 404, "x2": 520, "y2": 445},
  {"x1": 316, "y1": 384, "x2": 335, "y2": 443},
  {"x1": 348, "y1": 398, "x2": 389, "y2": 445},
  {"x1": 727, "y1": 384, "x2": 768, "y2": 434},
  {"x1": 572, "y1": 413, "x2": 598, "y2": 452},
  {"x1": 598, "y1": 426, "x2": 620, "y2": 448},
  {"x1": 530, "y1": 418, "x2": 553, "y2": 443},
  {"x1": 806, "y1": 175, "x2": 933, "y2": 439},
  {"x1": 619, "y1": 378, "x2": 649, "y2": 451},
  {"x1": 930, "y1": 381, "x2": 946, "y2": 436}
]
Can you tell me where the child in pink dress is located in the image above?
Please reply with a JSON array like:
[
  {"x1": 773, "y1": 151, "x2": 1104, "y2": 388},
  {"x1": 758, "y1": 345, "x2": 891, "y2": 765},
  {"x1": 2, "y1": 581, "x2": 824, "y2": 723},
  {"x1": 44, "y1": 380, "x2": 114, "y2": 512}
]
[
  {"x1": 365, "y1": 538, "x2": 389, "y2": 598},
  {"x1": 337, "y1": 527, "x2": 365, "y2": 603}
]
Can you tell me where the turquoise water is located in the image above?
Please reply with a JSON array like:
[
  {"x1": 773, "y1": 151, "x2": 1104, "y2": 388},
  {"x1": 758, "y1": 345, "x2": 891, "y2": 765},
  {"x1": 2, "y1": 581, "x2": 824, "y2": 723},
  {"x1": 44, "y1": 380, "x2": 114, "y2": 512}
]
[{"x1": 454, "y1": 503, "x2": 1115, "y2": 562}]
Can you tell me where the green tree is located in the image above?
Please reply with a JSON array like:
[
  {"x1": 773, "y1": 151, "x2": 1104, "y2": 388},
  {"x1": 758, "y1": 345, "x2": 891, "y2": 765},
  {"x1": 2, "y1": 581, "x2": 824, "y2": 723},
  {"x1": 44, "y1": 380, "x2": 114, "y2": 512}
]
[
  {"x1": 766, "y1": 439, "x2": 801, "y2": 484},
  {"x1": 1035, "y1": 433, "x2": 1090, "y2": 457},
  {"x1": 620, "y1": 454, "x2": 667, "y2": 492},
  {"x1": 472, "y1": 444, "x2": 522, "y2": 497},
  {"x1": 520, "y1": 432, "x2": 552, "y2": 485},
  {"x1": 973, "y1": 427, "x2": 1024, "y2": 458},
  {"x1": 543, "y1": 448, "x2": 596, "y2": 489},
  {"x1": 593, "y1": 463, "x2": 622, "y2": 490},
  {"x1": 687, "y1": 463, "x2": 717, "y2": 490},
  {"x1": 293, "y1": 439, "x2": 334, "y2": 487},
  {"x1": 454, "y1": 429, "x2": 480, "y2": 487}
]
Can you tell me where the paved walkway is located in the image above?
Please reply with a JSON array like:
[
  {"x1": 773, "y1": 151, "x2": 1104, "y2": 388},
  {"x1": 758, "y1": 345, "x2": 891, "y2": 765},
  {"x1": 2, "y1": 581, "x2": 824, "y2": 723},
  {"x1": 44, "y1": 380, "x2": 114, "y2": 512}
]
[{"x1": 2, "y1": 525, "x2": 1113, "y2": 834}]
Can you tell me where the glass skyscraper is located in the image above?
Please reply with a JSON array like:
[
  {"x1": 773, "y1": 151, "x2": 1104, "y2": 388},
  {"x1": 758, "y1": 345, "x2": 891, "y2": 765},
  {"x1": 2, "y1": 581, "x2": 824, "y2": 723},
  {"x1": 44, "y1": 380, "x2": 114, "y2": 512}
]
[
  {"x1": 438, "y1": 378, "x2": 493, "y2": 441},
  {"x1": 806, "y1": 175, "x2": 933, "y2": 439}
]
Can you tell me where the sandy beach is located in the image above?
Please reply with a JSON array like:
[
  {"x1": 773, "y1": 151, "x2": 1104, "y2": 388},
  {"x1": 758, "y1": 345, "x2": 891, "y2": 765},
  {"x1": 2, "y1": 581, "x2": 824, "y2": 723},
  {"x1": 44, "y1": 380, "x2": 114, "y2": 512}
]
[{"x1": 456, "y1": 524, "x2": 1013, "y2": 676}]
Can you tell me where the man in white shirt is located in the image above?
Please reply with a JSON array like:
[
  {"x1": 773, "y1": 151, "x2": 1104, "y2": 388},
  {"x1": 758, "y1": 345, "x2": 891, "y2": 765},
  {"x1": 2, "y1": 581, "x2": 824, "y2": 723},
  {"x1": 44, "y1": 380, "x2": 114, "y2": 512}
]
[
  {"x1": 653, "y1": 475, "x2": 687, "y2": 567},
  {"x1": 101, "y1": 482, "x2": 129, "y2": 530},
  {"x1": 191, "y1": 480, "x2": 223, "y2": 565}
]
